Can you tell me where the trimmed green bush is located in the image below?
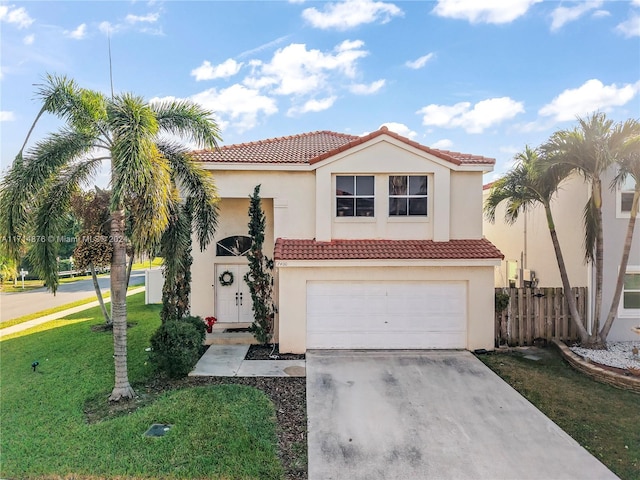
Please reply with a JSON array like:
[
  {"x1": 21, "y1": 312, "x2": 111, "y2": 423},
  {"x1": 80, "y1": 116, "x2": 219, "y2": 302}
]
[
  {"x1": 150, "y1": 320, "x2": 202, "y2": 378},
  {"x1": 181, "y1": 315, "x2": 207, "y2": 344}
]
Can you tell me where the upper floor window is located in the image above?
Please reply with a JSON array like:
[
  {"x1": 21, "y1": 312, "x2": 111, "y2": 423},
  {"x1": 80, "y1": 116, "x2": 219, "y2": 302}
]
[
  {"x1": 617, "y1": 175, "x2": 635, "y2": 217},
  {"x1": 389, "y1": 175, "x2": 428, "y2": 216},
  {"x1": 216, "y1": 235, "x2": 252, "y2": 256},
  {"x1": 336, "y1": 175, "x2": 375, "y2": 217}
]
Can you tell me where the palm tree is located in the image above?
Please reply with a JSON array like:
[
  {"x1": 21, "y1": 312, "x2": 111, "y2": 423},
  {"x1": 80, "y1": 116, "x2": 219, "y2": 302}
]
[
  {"x1": 484, "y1": 146, "x2": 590, "y2": 343},
  {"x1": 600, "y1": 120, "x2": 640, "y2": 340},
  {"x1": 0, "y1": 75, "x2": 221, "y2": 401},
  {"x1": 542, "y1": 113, "x2": 639, "y2": 345}
]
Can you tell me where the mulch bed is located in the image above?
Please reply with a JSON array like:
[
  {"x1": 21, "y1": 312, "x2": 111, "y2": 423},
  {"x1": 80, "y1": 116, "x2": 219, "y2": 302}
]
[
  {"x1": 245, "y1": 343, "x2": 306, "y2": 361},
  {"x1": 85, "y1": 375, "x2": 307, "y2": 480}
]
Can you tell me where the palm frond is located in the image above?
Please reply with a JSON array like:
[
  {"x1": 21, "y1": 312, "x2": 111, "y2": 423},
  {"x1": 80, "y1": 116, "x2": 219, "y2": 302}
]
[
  {"x1": 29, "y1": 158, "x2": 103, "y2": 293},
  {"x1": 108, "y1": 93, "x2": 160, "y2": 209},
  {"x1": 582, "y1": 199, "x2": 598, "y2": 263},
  {"x1": 152, "y1": 99, "x2": 222, "y2": 150},
  {"x1": 158, "y1": 141, "x2": 220, "y2": 250}
]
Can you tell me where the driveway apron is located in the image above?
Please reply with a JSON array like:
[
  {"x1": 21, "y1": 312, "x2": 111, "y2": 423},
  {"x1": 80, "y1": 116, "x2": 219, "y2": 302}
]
[{"x1": 306, "y1": 350, "x2": 618, "y2": 480}]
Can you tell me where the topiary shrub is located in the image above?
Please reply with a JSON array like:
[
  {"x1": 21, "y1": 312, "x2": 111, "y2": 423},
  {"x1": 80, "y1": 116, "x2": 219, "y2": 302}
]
[
  {"x1": 181, "y1": 315, "x2": 206, "y2": 344},
  {"x1": 149, "y1": 321, "x2": 202, "y2": 378}
]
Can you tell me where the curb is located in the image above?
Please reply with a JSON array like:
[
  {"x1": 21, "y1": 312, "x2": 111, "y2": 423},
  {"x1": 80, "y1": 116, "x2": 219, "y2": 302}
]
[
  {"x1": 0, "y1": 287, "x2": 146, "y2": 338},
  {"x1": 551, "y1": 338, "x2": 640, "y2": 394}
]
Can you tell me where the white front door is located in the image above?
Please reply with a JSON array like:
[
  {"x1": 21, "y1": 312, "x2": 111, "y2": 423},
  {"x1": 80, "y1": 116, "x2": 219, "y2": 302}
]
[{"x1": 215, "y1": 265, "x2": 253, "y2": 323}]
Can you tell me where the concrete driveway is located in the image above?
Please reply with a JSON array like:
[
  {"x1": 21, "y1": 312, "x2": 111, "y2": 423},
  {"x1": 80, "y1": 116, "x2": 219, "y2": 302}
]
[{"x1": 306, "y1": 350, "x2": 618, "y2": 480}]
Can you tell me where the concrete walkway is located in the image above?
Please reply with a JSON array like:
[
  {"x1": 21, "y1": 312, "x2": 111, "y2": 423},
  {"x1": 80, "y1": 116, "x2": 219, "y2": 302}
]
[
  {"x1": 0, "y1": 286, "x2": 145, "y2": 338},
  {"x1": 190, "y1": 344, "x2": 306, "y2": 377}
]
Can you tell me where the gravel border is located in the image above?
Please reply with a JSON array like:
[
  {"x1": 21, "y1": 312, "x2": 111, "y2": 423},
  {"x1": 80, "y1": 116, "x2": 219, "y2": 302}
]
[{"x1": 570, "y1": 341, "x2": 640, "y2": 370}]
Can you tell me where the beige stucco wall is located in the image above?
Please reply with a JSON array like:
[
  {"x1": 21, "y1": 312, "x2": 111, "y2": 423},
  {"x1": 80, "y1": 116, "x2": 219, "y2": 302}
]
[
  {"x1": 450, "y1": 172, "x2": 483, "y2": 240},
  {"x1": 190, "y1": 196, "x2": 274, "y2": 318},
  {"x1": 483, "y1": 175, "x2": 589, "y2": 288},
  {"x1": 277, "y1": 263, "x2": 496, "y2": 353}
]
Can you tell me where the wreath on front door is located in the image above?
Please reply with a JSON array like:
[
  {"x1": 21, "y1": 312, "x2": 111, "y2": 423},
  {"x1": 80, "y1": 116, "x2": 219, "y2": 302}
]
[{"x1": 219, "y1": 270, "x2": 234, "y2": 286}]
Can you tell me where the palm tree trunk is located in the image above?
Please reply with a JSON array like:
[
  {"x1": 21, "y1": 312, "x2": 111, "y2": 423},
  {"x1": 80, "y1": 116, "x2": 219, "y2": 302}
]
[
  {"x1": 90, "y1": 262, "x2": 111, "y2": 325},
  {"x1": 108, "y1": 208, "x2": 135, "y2": 401},
  {"x1": 125, "y1": 253, "x2": 134, "y2": 288},
  {"x1": 590, "y1": 181, "x2": 604, "y2": 344},
  {"x1": 544, "y1": 203, "x2": 590, "y2": 342},
  {"x1": 599, "y1": 188, "x2": 639, "y2": 340}
]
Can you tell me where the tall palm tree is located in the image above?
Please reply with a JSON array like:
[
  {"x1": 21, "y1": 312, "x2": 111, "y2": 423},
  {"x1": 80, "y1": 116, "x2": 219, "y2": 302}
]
[
  {"x1": 484, "y1": 146, "x2": 590, "y2": 343},
  {"x1": 0, "y1": 75, "x2": 221, "y2": 401},
  {"x1": 600, "y1": 120, "x2": 640, "y2": 340},
  {"x1": 542, "y1": 113, "x2": 639, "y2": 345}
]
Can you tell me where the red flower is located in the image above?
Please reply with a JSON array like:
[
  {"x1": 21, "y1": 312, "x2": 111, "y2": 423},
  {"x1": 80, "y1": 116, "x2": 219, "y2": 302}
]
[{"x1": 205, "y1": 316, "x2": 217, "y2": 327}]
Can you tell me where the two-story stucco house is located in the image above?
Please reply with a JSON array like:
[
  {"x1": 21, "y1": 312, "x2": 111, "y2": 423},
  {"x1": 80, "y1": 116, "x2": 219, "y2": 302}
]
[
  {"x1": 190, "y1": 126, "x2": 503, "y2": 353},
  {"x1": 483, "y1": 169, "x2": 640, "y2": 342}
]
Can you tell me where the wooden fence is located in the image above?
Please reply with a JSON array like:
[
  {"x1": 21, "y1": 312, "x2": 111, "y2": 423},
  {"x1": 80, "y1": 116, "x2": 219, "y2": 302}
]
[{"x1": 495, "y1": 287, "x2": 588, "y2": 347}]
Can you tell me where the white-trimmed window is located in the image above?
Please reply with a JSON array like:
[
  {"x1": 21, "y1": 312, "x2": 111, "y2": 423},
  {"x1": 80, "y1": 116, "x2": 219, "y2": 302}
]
[
  {"x1": 616, "y1": 175, "x2": 635, "y2": 218},
  {"x1": 336, "y1": 175, "x2": 375, "y2": 217},
  {"x1": 619, "y1": 266, "x2": 640, "y2": 317},
  {"x1": 389, "y1": 175, "x2": 428, "y2": 216}
]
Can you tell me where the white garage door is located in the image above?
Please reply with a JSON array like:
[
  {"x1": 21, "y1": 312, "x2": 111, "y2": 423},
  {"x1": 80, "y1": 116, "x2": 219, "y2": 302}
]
[{"x1": 307, "y1": 281, "x2": 467, "y2": 349}]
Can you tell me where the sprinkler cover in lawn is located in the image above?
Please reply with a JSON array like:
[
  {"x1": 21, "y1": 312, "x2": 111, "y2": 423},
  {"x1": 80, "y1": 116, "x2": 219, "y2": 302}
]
[{"x1": 144, "y1": 423, "x2": 172, "y2": 437}]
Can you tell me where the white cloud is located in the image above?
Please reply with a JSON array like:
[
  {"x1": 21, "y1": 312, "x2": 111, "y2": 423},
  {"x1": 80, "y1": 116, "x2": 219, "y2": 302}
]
[
  {"x1": 550, "y1": 1, "x2": 603, "y2": 31},
  {"x1": 302, "y1": 0, "x2": 403, "y2": 30},
  {"x1": 417, "y1": 97, "x2": 525, "y2": 133},
  {"x1": 377, "y1": 122, "x2": 415, "y2": 138},
  {"x1": 23, "y1": 34, "x2": 34, "y2": 45},
  {"x1": 405, "y1": 53, "x2": 434, "y2": 70},
  {"x1": 431, "y1": 138, "x2": 453, "y2": 149},
  {"x1": 66, "y1": 23, "x2": 87, "y2": 40},
  {"x1": 616, "y1": 14, "x2": 640, "y2": 38},
  {"x1": 288, "y1": 96, "x2": 337, "y2": 116},
  {"x1": 191, "y1": 59, "x2": 243, "y2": 81},
  {"x1": 190, "y1": 84, "x2": 278, "y2": 133},
  {"x1": 244, "y1": 40, "x2": 369, "y2": 96},
  {"x1": 432, "y1": 0, "x2": 541, "y2": 24},
  {"x1": 0, "y1": 111, "x2": 16, "y2": 122},
  {"x1": 0, "y1": 4, "x2": 34, "y2": 29},
  {"x1": 125, "y1": 13, "x2": 160, "y2": 24},
  {"x1": 99, "y1": 21, "x2": 117, "y2": 35},
  {"x1": 539, "y1": 79, "x2": 640, "y2": 122},
  {"x1": 349, "y1": 79, "x2": 385, "y2": 95}
]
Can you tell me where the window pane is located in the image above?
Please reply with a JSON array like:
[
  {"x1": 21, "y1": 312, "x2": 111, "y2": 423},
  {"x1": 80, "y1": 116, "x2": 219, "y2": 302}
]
[
  {"x1": 336, "y1": 176, "x2": 354, "y2": 196},
  {"x1": 624, "y1": 273, "x2": 640, "y2": 290},
  {"x1": 356, "y1": 197, "x2": 375, "y2": 216},
  {"x1": 409, "y1": 176, "x2": 427, "y2": 195},
  {"x1": 337, "y1": 197, "x2": 354, "y2": 216},
  {"x1": 408, "y1": 197, "x2": 428, "y2": 216},
  {"x1": 216, "y1": 235, "x2": 252, "y2": 256},
  {"x1": 389, "y1": 197, "x2": 407, "y2": 216},
  {"x1": 356, "y1": 176, "x2": 375, "y2": 196},
  {"x1": 623, "y1": 291, "x2": 640, "y2": 309},
  {"x1": 621, "y1": 192, "x2": 633, "y2": 212},
  {"x1": 389, "y1": 176, "x2": 407, "y2": 195}
]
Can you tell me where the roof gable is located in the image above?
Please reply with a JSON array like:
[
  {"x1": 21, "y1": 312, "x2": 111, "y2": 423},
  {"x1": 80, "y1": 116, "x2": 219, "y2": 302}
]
[{"x1": 192, "y1": 127, "x2": 495, "y2": 168}]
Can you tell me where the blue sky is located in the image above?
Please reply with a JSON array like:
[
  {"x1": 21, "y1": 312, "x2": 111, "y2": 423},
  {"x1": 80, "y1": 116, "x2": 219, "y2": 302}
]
[{"x1": 1, "y1": 0, "x2": 639, "y2": 186}]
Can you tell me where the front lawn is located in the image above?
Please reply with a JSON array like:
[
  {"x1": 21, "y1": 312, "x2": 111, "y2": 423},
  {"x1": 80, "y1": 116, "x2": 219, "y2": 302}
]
[
  {"x1": 0, "y1": 294, "x2": 284, "y2": 479},
  {"x1": 478, "y1": 348, "x2": 639, "y2": 480}
]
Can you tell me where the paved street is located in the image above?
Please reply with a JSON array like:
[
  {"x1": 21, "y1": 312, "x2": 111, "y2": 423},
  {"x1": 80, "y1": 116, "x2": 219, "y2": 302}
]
[{"x1": 0, "y1": 270, "x2": 147, "y2": 322}]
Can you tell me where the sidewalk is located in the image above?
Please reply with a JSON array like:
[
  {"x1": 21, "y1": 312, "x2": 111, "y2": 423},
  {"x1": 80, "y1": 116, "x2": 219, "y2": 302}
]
[
  {"x1": 0, "y1": 286, "x2": 145, "y2": 338},
  {"x1": 190, "y1": 344, "x2": 306, "y2": 377}
]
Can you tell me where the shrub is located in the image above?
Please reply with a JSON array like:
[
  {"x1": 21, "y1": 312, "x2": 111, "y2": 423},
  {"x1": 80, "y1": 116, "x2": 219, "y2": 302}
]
[
  {"x1": 149, "y1": 321, "x2": 202, "y2": 378},
  {"x1": 181, "y1": 315, "x2": 206, "y2": 344},
  {"x1": 495, "y1": 291, "x2": 510, "y2": 313}
]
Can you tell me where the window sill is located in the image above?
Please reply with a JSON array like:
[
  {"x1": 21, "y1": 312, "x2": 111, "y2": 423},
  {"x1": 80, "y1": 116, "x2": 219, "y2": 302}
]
[
  {"x1": 387, "y1": 216, "x2": 430, "y2": 223},
  {"x1": 334, "y1": 216, "x2": 376, "y2": 223}
]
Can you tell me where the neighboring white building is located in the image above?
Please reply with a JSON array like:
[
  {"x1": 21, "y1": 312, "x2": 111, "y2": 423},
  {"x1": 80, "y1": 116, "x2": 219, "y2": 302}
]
[
  {"x1": 190, "y1": 127, "x2": 503, "y2": 353},
  {"x1": 483, "y1": 169, "x2": 640, "y2": 341}
]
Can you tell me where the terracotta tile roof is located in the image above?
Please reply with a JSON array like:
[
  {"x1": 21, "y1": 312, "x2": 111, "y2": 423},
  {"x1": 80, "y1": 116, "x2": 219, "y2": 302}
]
[
  {"x1": 192, "y1": 127, "x2": 495, "y2": 167},
  {"x1": 274, "y1": 238, "x2": 504, "y2": 261}
]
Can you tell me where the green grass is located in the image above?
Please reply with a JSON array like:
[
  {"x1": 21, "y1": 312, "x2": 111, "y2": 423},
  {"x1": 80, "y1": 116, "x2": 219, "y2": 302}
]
[
  {"x1": 478, "y1": 349, "x2": 639, "y2": 480},
  {"x1": 0, "y1": 285, "x2": 144, "y2": 330},
  {"x1": 131, "y1": 257, "x2": 163, "y2": 270},
  {"x1": 0, "y1": 293, "x2": 283, "y2": 479}
]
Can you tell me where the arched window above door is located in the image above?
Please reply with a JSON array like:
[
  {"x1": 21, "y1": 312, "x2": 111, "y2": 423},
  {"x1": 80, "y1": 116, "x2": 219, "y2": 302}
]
[{"x1": 216, "y1": 235, "x2": 252, "y2": 257}]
